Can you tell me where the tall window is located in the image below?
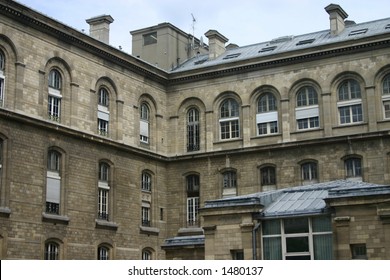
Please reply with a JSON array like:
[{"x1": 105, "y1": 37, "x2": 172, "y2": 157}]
[
  {"x1": 48, "y1": 69, "x2": 62, "y2": 122},
  {"x1": 296, "y1": 86, "x2": 319, "y2": 130},
  {"x1": 46, "y1": 150, "x2": 61, "y2": 215},
  {"x1": 345, "y1": 157, "x2": 362, "y2": 180},
  {"x1": 256, "y1": 93, "x2": 278, "y2": 135},
  {"x1": 97, "y1": 88, "x2": 110, "y2": 136},
  {"x1": 45, "y1": 242, "x2": 59, "y2": 260},
  {"x1": 98, "y1": 246, "x2": 109, "y2": 260},
  {"x1": 260, "y1": 166, "x2": 276, "y2": 187},
  {"x1": 187, "y1": 108, "x2": 200, "y2": 151},
  {"x1": 220, "y1": 98, "x2": 240, "y2": 140},
  {"x1": 222, "y1": 170, "x2": 237, "y2": 197},
  {"x1": 186, "y1": 175, "x2": 200, "y2": 227},
  {"x1": 98, "y1": 162, "x2": 110, "y2": 220},
  {"x1": 382, "y1": 74, "x2": 390, "y2": 119},
  {"x1": 301, "y1": 162, "x2": 318, "y2": 183},
  {"x1": 141, "y1": 203, "x2": 151, "y2": 227},
  {"x1": 337, "y1": 79, "x2": 363, "y2": 124},
  {"x1": 0, "y1": 51, "x2": 5, "y2": 107},
  {"x1": 262, "y1": 216, "x2": 333, "y2": 260},
  {"x1": 141, "y1": 172, "x2": 151, "y2": 191},
  {"x1": 0, "y1": 140, "x2": 3, "y2": 202},
  {"x1": 140, "y1": 103, "x2": 150, "y2": 143}
]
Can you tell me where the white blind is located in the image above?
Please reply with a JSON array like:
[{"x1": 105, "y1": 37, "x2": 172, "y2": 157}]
[
  {"x1": 296, "y1": 106, "x2": 319, "y2": 119},
  {"x1": 46, "y1": 176, "x2": 60, "y2": 203},
  {"x1": 140, "y1": 120, "x2": 149, "y2": 137},
  {"x1": 98, "y1": 110, "x2": 110, "y2": 121},
  {"x1": 256, "y1": 111, "x2": 278, "y2": 123}
]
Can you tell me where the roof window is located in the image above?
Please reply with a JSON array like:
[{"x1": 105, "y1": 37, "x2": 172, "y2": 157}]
[
  {"x1": 259, "y1": 46, "x2": 277, "y2": 53},
  {"x1": 223, "y1": 53, "x2": 241, "y2": 60},
  {"x1": 296, "y1": 39, "x2": 315, "y2": 46},
  {"x1": 348, "y1": 28, "x2": 368, "y2": 36},
  {"x1": 385, "y1": 24, "x2": 390, "y2": 30}
]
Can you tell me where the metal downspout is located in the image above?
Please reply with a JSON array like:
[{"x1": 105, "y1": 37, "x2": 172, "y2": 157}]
[{"x1": 252, "y1": 222, "x2": 261, "y2": 260}]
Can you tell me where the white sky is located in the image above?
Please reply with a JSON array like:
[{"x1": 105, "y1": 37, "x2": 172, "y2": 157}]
[{"x1": 14, "y1": 0, "x2": 390, "y2": 53}]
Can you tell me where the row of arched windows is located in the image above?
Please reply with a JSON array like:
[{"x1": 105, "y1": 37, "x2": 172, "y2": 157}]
[{"x1": 44, "y1": 240, "x2": 153, "y2": 260}]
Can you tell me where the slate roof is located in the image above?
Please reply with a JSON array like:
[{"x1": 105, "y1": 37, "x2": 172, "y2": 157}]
[
  {"x1": 171, "y1": 17, "x2": 390, "y2": 73},
  {"x1": 203, "y1": 180, "x2": 390, "y2": 218}
]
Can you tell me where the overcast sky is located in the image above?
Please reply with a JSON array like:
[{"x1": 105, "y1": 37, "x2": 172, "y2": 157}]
[{"x1": 15, "y1": 0, "x2": 390, "y2": 53}]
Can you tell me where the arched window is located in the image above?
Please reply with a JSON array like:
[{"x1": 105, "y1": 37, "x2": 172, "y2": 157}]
[
  {"x1": 256, "y1": 93, "x2": 278, "y2": 135},
  {"x1": 98, "y1": 162, "x2": 110, "y2": 220},
  {"x1": 44, "y1": 242, "x2": 59, "y2": 260},
  {"x1": 46, "y1": 150, "x2": 61, "y2": 215},
  {"x1": 187, "y1": 108, "x2": 200, "y2": 152},
  {"x1": 186, "y1": 174, "x2": 200, "y2": 227},
  {"x1": 301, "y1": 162, "x2": 318, "y2": 183},
  {"x1": 98, "y1": 245, "x2": 109, "y2": 260},
  {"x1": 141, "y1": 171, "x2": 151, "y2": 191},
  {"x1": 140, "y1": 103, "x2": 150, "y2": 143},
  {"x1": 337, "y1": 79, "x2": 363, "y2": 124},
  {"x1": 220, "y1": 98, "x2": 239, "y2": 140},
  {"x1": 260, "y1": 166, "x2": 276, "y2": 186},
  {"x1": 97, "y1": 87, "x2": 110, "y2": 137},
  {"x1": 344, "y1": 157, "x2": 362, "y2": 180},
  {"x1": 0, "y1": 51, "x2": 5, "y2": 107},
  {"x1": 222, "y1": 170, "x2": 237, "y2": 197},
  {"x1": 142, "y1": 249, "x2": 152, "y2": 260},
  {"x1": 48, "y1": 69, "x2": 62, "y2": 122},
  {"x1": 296, "y1": 86, "x2": 319, "y2": 130},
  {"x1": 382, "y1": 74, "x2": 390, "y2": 119}
]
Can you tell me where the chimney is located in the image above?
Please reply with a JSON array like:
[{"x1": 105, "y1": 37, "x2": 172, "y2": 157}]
[
  {"x1": 325, "y1": 4, "x2": 348, "y2": 36},
  {"x1": 205, "y1": 30, "x2": 228, "y2": 59},
  {"x1": 86, "y1": 15, "x2": 114, "y2": 44}
]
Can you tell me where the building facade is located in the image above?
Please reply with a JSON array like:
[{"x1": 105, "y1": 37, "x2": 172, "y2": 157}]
[{"x1": 0, "y1": 0, "x2": 390, "y2": 259}]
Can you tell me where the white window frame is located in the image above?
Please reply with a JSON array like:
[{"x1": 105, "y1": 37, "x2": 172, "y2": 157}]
[
  {"x1": 262, "y1": 216, "x2": 333, "y2": 260},
  {"x1": 0, "y1": 73, "x2": 4, "y2": 107},
  {"x1": 187, "y1": 108, "x2": 200, "y2": 151},
  {"x1": 256, "y1": 111, "x2": 278, "y2": 136},
  {"x1": 141, "y1": 172, "x2": 151, "y2": 192},
  {"x1": 140, "y1": 103, "x2": 150, "y2": 143},
  {"x1": 187, "y1": 197, "x2": 199, "y2": 226},
  {"x1": 219, "y1": 99, "x2": 240, "y2": 140}
]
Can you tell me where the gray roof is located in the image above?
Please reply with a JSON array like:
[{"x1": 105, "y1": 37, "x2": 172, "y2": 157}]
[
  {"x1": 203, "y1": 180, "x2": 390, "y2": 219},
  {"x1": 171, "y1": 17, "x2": 390, "y2": 72}
]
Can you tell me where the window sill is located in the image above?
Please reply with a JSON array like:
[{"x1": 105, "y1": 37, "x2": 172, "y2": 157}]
[
  {"x1": 95, "y1": 219, "x2": 118, "y2": 230},
  {"x1": 0, "y1": 207, "x2": 11, "y2": 217},
  {"x1": 42, "y1": 212, "x2": 69, "y2": 224},
  {"x1": 140, "y1": 225, "x2": 160, "y2": 235},
  {"x1": 213, "y1": 138, "x2": 242, "y2": 145},
  {"x1": 332, "y1": 122, "x2": 367, "y2": 130}
]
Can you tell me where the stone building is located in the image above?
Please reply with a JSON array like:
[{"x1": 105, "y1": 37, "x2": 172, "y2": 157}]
[{"x1": 0, "y1": 0, "x2": 390, "y2": 259}]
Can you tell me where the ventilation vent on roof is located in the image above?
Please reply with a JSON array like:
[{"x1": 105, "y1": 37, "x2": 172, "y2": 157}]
[
  {"x1": 296, "y1": 39, "x2": 315, "y2": 46},
  {"x1": 270, "y1": 35, "x2": 294, "y2": 44},
  {"x1": 348, "y1": 28, "x2": 368, "y2": 36},
  {"x1": 259, "y1": 46, "x2": 277, "y2": 53},
  {"x1": 385, "y1": 24, "x2": 390, "y2": 30},
  {"x1": 223, "y1": 53, "x2": 241, "y2": 60}
]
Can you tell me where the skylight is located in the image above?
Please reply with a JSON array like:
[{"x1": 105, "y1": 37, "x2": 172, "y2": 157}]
[
  {"x1": 296, "y1": 39, "x2": 315, "y2": 46},
  {"x1": 223, "y1": 53, "x2": 241, "y2": 60},
  {"x1": 348, "y1": 28, "x2": 368, "y2": 36},
  {"x1": 385, "y1": 24, "x2": 390, "y2": 30},
  {"x1": 259, "y1": 46, "x2": 277, "y2": 53}
]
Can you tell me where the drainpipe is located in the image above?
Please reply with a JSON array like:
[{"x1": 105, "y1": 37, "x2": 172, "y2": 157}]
[{"x1": 252, "y1": 222, "x2": 261, "y2": 260}]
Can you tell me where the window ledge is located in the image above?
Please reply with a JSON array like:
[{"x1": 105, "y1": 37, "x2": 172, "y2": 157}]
[
  {"x1": 42, "y1": 212, "x2": 69, "y2": 224},
  {"x1": 0, "y1": 207, "x2": 11, "y2": 217},
  {"x1": 95, "y1": 219, "x2": 118, "y2": 230},
  {"x1": 213, "y1": 138, "x2": 243, "y2": 145},
  {"x1": 140, "y1": 225, "x2": 160, "y2": 235},
  {"x1": 332, "y1": 122, "x2": 367, "y2": 130}
]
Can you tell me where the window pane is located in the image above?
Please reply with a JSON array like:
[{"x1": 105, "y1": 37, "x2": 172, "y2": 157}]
[
  {"x1": 262, "y1": 219, "x2": 280, "y2": 235},
  {"x1": 284, "y1": 218, "x2": 308, "y2": 234},
  {"x1": 312, "y1": 216, "x2": 332, "y2": 232},
  {"x1": 383, "y1": 74, "x2": 390, "y2": 95},
  {"x1": 286, "y1": 236, "x2": 309, "y2": 253},
  {"x1": 314, "y1": 234, "x2": 333, "y2": 260},
  {"x1": 263, "y1": 237, "x2": 282, "y2": 260}
]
